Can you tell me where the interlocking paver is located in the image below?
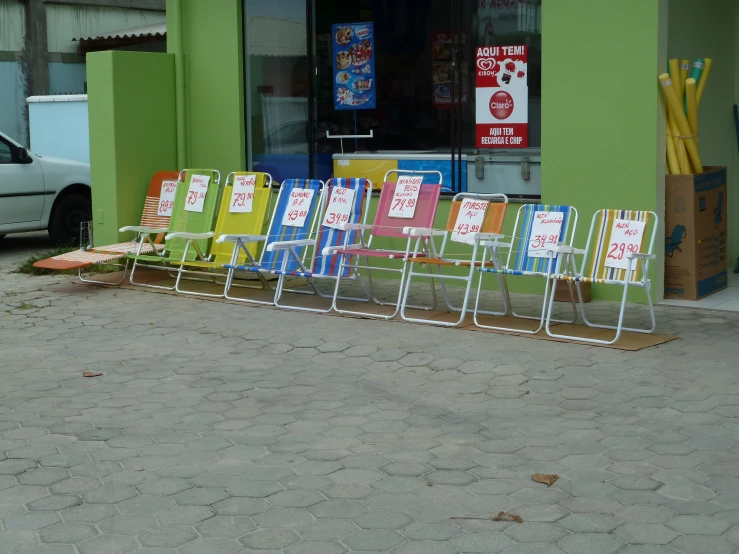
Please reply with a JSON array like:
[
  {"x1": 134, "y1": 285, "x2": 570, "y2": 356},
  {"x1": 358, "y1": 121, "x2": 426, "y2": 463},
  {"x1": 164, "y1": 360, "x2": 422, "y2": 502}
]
[{"x1": 2, "y1": 237, "x2": 739, "y2": 553}]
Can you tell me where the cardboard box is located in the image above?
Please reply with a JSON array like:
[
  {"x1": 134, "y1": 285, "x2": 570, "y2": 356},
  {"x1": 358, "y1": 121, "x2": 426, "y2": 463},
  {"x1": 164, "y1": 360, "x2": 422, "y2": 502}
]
[
  {"x1": 664, "y1": 166, "x2": 728, "y2": 300},
  {"x1": 553, "y1": 281, "x2": 592, "y2": 303}
]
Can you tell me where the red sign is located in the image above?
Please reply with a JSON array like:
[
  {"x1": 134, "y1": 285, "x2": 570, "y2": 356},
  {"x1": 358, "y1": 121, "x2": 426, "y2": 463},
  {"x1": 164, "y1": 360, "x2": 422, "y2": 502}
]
[{"x1": 475, "y1": 45, "x2": 528, "y2": 148}]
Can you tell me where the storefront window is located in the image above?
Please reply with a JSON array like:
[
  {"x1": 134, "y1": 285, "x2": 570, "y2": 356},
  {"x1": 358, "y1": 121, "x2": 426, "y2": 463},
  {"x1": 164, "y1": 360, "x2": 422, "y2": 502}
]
[{"x1": 244, "y1": 0, "x2": 542, "y2": 196}]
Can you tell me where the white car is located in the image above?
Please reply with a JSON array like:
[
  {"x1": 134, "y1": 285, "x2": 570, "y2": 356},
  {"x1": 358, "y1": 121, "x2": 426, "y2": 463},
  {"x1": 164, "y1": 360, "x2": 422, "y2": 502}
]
[{"x1": 0, "y1": 130, "x2": 91, "y2": 244}]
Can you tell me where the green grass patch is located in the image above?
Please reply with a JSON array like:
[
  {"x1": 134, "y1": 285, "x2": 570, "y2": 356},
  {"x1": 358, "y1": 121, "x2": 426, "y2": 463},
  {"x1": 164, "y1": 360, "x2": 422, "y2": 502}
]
[{"x1": 14, "y1": 248, "x2": 124, "y2": 276}]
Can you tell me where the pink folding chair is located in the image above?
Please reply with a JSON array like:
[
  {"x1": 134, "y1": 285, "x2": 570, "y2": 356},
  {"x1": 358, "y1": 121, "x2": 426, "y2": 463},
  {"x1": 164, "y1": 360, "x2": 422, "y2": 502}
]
[{"x1": 327, "y1": 170, "x2": 443, "y2": 319}]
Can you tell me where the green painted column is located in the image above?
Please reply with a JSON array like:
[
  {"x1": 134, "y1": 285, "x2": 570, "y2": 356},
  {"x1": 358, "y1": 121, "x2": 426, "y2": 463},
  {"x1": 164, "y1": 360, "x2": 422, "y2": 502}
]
[
  {"x1": 167, "y1": 0, "x2": 246, "y2": 176},
  {"x1": 541, "y1": 0, "x2": 666, "y2": 301},
  {"x1": 87, "y1": 51, "x2": 177, "y2": 245}
]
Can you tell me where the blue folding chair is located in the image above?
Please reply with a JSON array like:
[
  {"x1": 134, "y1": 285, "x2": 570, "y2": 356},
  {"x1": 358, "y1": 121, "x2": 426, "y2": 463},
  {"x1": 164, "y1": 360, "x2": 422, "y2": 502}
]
[
  {"x1": 473, "y1": 203, "x2": 578, "y2": 334},
  {"x1": 665, "y1": 224, "x2": 686, "y2": 257},
  {"x1": 267, "y1": 178, "x2": 373, "y2": 313},
  {"x1": 219, "y1": 179, "x2": 324, "y2": 305}
]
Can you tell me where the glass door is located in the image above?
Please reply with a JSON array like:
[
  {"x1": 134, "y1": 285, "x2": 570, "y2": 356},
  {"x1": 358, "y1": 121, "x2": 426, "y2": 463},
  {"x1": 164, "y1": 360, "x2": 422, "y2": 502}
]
[
  {"x1": 451, "y1": 0, "x2": 542, "y2": 198},
  {"x1": 244, "y1": 0, "x2": 313, "y2": 183}
]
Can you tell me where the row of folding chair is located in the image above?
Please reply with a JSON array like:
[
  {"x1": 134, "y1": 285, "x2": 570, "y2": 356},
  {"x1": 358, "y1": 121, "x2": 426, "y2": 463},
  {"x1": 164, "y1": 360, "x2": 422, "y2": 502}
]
[{"x1": 87, "y1": 168, "x2": 658, "y2": 347}]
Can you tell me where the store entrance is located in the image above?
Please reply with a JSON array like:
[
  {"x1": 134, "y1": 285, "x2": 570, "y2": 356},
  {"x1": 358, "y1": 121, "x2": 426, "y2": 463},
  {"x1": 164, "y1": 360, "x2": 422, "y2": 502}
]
[{"x1": 244, "y1": 0, "x2": 542, "y2": 195}]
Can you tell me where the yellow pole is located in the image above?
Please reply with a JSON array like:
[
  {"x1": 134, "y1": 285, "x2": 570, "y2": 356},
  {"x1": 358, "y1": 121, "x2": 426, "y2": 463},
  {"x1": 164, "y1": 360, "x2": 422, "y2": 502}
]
[
  {"x1": 669, "y1": 59, "x2": 684, "y2": 103},
  {"x1": 697, "y1": 57, "x2": 712, "y2": 105},
  {"x1": 666, "y1": 124, "x2": 680, "y2": 175},
  {"x1": 679, "y1": 59, "x2": 690, "y2": 93},
  {"x1": 668, "y1": 112, "x2": 690, "y2": 174},
  {"x1": 686, "y1": 78, "x2": 699, "y2": 137},
  {"x1": 660, "y1": 73, "x2": 703, "y2": 173}
]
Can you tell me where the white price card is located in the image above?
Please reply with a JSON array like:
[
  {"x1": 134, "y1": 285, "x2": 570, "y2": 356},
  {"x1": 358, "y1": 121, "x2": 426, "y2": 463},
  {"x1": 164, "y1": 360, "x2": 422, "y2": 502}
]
[
  {"x1": 388, "y1": 176, "x2": 423, "y2": 219},
  {"x1": 184, "y1": 174, "x2": 210, "y2": 213},
  {"x1": 157, "y1": 180, "x2": 178, "y2": 216},
  {"x1": 230, "y1": 174, "x2": 256, "y2": 213},
  {"x1": 281, "y1": 188, "x2": 315, "y2": 228},
  {"x1": 527, "y1": 211, "x2": 564, "y2": 257},
  {"x1": 605, "y1": 219, "x2": 646, "y2": 270},
  {"x1": 451, "y1": 199, "x2": 489, "y2": 245},
  {"x1": 323, "y1": 186, "x2": 356, "y2": 230}
]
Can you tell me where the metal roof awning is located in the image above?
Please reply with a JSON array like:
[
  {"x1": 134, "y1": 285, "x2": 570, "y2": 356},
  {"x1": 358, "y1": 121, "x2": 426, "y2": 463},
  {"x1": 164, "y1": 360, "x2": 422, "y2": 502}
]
[
  {"x1": 73, "y1": 23, "x2": 166, "y2": 54},
  {"x1": 247, "y1": 16, "x2": 306, "y2": 58}
]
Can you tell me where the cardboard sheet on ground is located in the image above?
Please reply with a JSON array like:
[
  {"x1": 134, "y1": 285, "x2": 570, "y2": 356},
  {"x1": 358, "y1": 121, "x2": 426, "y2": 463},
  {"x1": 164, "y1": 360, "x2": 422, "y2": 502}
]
[{"x1": 73, "y1": 269, "x2": 677, "y2": 351}]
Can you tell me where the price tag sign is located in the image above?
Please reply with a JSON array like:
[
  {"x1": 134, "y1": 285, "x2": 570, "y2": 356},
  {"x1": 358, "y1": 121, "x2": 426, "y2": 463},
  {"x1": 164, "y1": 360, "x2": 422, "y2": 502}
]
[
  {"x1": 157, "y1": 180, "x2": 177, "y2": 216},
  {"x1": 451, "y1": 199, "x2": 489, "y2": 244},
  {"x1": 605, "y1": 219, "x2": 646, "y2": 270},
  {"x1": 230, "y1": 174, "x2": 256, "y2": 213},
  {"x1": 184, "y1": 174, "x2": 210, "y2": 213},
  {"x1": 282, "y1": 188, "x2": 315, "y2": 228},
  {"x1": 388, "y1": 176, "x2": 423, "y2": 219},
  {"x1": 527, "y1": 211, "x2": 564, "y2": 257},
  {"x1": 323, "y1": 186, "x2": 356, "y2": 230}
]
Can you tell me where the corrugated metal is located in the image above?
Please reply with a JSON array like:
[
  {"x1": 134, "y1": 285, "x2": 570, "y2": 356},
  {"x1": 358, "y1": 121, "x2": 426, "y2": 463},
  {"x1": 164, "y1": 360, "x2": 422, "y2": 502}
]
[
  {"x1": 0, "y1": 1, "x2": 25, "y2": 51},
  {"x1": 46, "y1": 4, "x2": 166, "y2": 54},
  {"x1": 75, "y1": 22, "x2": 165, "y2": 41},
  {"x1": 247, "y1": 15, "x2": 306, "y2": 57}
]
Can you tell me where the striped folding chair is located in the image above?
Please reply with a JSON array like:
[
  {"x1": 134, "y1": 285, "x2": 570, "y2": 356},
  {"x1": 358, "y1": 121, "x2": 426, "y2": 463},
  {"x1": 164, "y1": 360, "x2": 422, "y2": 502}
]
[
  {"x1": 127, "y1": 169, "x2": 223, "y2": 289},
  {"x1": 473, "y1": 204, "x2": 578, "y2": 334},
  {"x1": 545, "y1": 209, "x2": 658, "y2": 345},
  {"x1": 328, "y1": 170, "x2": 443, "y2": 320},
  {"x1": 268, "y1": 178, "x2": 373, "y2": 313},
  {"x1": 399, "y1": 193, "x2": 509, "y2": 327},
  {"x1": 220, "y1": 179, "x2": 325, "y2": 305},
  {"x1": 165, "y1": 172, "x2": 273, "y2": 297},
  {"x1": 32, "y1": 171, "x2": 178, "y2": 285}
]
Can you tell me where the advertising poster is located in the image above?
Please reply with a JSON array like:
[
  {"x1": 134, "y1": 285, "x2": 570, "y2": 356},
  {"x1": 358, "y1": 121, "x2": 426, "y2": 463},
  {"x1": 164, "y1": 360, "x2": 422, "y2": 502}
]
[
  {"x1": 431, "y1": 31, "x2": 467, "y2": 108},
  {"x1": 332, "y1": 23, "x2": 376, "y2": 110},
  {"x1": 475, "y1": 44, "x2": 528, "y2": 148}
]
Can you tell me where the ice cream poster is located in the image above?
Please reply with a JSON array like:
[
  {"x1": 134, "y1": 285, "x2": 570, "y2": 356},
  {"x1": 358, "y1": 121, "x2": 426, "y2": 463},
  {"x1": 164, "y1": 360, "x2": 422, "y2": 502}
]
[
  {"x1": 475, "y1": 45, "x2": 528, "y2": 148},
  {"x1": 332, "y1": 23, "x2": 376, "y2": 111}
]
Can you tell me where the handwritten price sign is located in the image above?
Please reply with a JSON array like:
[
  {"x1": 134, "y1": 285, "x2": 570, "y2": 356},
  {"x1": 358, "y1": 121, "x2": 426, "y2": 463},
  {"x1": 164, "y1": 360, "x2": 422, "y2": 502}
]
[
  {"x1": 451, "y1": 200, "x2": 489, "y2": 244},
  {"x1": 184, "y1": 174, "x2": 210, "y2": 213},
  {"x1": 157, "y1": 180, "x2": 177, "y2": 216},
  {"x1": 230, "y1": 174, "x2": 256, "y2": 213},
  {"x1": 527, "y1": 211, "x2": 564, "y2": 258},
  {"x1": 281, "y1": 188, "x2": 315, "y2": 228},
  {"x1": 323, "y1": 186, "x2": 356, "y2": 230},
  {"x1": 605, "y1": 219, "x2": 646, "y2": 270},
  {"x1": 388, "y1": 176, "x2": 423, "y2": 219}
]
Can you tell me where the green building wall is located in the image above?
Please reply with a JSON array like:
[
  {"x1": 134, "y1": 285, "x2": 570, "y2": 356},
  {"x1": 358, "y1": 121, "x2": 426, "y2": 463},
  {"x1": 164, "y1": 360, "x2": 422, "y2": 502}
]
[{"x1": 88, "y1": 0, "x2": 700, "y2": 302}]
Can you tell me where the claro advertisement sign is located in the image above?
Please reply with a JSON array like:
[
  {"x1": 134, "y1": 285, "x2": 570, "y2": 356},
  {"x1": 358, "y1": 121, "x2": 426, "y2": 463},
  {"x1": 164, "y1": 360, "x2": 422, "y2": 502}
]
[{"x1": 475, "y1": 44, "x2": 528, "y2": 148}]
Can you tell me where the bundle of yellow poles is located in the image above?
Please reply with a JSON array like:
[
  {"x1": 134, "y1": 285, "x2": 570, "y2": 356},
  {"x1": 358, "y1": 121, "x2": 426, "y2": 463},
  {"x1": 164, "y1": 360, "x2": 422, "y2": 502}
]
[{"x1": 660, "y1": 57, "x2": 712, "y2": 175}]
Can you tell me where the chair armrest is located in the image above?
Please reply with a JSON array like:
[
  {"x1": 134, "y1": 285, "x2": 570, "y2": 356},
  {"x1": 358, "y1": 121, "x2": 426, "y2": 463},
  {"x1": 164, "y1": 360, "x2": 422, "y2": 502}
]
[
  {"x1": 473, "y1": 232, "x2": 505, "y2": 240},
  {"x1": 267, "y1": 239, "x2": 316, "y2": 252},
  {"x1": 403, "y1": 227, "x2": 446, "y2": 237},
  {"x1": 548, "y1": 245, "x2": 586, "y2": 255},
  {"x1": 480, "y1": 241, "x2": 512, "y2": 248},
  {"x1": 341, "y1": 223, "x2": 372, "y2": 231},
  {"x1": 165, "y1": 231, "x2": 215, "y2": 241},
  {"x1": 217, "y1": 234, "x2": 267, "y2": 244},
  {"x1": 322, "y1": 243, "x2": 361, "y2": 256},
  {"x1": 119, "y1": 225, "x2": 168, "y2": 234},
  {"x1": 628, "y1": 252, "x2": 656, "y2": 260}
]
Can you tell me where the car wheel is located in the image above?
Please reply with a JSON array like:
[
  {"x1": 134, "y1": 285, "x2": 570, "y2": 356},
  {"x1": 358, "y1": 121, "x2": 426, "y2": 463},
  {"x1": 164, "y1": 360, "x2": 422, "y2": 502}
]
[{"x1": 48, "y1": 193, "x2": 91, "y2": 245}]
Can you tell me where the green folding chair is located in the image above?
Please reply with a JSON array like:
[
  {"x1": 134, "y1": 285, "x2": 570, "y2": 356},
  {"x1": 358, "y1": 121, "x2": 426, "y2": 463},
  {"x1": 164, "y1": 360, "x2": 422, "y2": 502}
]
[{"x1": 127, "y1": 169, "x2": 222, "y2": 289}]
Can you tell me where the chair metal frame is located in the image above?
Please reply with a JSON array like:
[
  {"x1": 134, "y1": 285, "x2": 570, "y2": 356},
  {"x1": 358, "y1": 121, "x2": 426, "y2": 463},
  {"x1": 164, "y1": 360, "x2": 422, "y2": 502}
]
[
  {"x1": 220, "y1": 179, "x2": 325, "y2": 305},
  {"x1": 128, "y1": 169, "x2": 223, "y2": 290},
  {"x1": 545, "y1": 209, "x2": 659, "y2": 346},
  {"x1": 399, "y1": 193, "x2": 509, "y2": 328},
  {"x1": 269, "y1": 178, "x2": 374, "y2": 314},
  {"x1": 473, "y1": 204, "x2": 579, "y2": 335},
  {"x1": 328, "y1": 169, "x2": 444, "y2": 321}
]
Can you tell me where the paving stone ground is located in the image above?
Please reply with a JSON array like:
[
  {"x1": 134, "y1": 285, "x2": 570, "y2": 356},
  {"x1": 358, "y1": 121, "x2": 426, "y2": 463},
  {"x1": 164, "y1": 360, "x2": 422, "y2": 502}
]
[{"x1": 2, "y1": 233, "x2": 739, "y2": 553}]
